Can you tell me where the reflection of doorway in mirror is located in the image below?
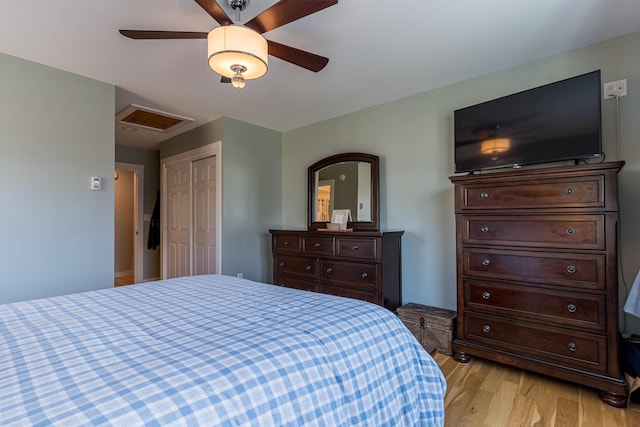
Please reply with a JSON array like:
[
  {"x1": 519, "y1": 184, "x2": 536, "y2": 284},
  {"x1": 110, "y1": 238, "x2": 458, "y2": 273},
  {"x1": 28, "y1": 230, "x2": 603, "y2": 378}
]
[
  {"x1": 317, "y1": 180, "x2": 334, "y2": 222},
  {"x1": 357, "y1": 162, "x2": 371, "y2": 221}
]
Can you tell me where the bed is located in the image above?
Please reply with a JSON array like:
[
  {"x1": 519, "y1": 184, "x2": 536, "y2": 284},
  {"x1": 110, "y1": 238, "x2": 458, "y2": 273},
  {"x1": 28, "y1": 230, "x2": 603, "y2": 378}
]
[{"x1": 0, "y1": 275, "x2": 446, "y2": 426}]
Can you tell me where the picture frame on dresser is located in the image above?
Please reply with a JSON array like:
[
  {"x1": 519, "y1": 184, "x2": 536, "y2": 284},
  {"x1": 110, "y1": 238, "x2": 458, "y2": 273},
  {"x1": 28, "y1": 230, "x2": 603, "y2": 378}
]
[{"x1": 330, "y1": 209, "x2": 351, "y2": 229}]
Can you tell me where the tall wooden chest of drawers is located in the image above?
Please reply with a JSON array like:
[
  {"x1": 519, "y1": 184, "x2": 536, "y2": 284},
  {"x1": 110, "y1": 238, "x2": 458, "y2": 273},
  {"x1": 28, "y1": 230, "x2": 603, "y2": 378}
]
[
  {"x1": 450, "y1": 162, "x2": 627, "y2": 406},
  {"x1": 269, "y1": 230, "x2": 403, "y2": 311}
]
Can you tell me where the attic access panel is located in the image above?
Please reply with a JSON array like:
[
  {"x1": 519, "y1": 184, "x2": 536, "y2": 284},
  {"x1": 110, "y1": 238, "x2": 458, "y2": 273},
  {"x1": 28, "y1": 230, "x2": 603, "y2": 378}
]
[{"x1": 116, "y1": 104, "x2": 194, "y2": 132}]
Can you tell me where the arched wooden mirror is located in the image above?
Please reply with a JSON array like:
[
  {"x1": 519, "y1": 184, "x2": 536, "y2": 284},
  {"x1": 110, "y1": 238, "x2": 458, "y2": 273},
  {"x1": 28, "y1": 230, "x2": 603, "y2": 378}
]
[{"x1": 308, "y1": 153, "x2": 379, "y2": 231}]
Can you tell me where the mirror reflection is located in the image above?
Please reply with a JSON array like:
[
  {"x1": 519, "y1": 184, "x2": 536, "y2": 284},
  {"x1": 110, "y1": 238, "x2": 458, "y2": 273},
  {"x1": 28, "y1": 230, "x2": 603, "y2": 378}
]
[
  {"x1": 314, "y1": 162, "x2": 371, "y2": 222},
  {"x1": 308, "y1": 153, "x2": 379, "y2": 232}
]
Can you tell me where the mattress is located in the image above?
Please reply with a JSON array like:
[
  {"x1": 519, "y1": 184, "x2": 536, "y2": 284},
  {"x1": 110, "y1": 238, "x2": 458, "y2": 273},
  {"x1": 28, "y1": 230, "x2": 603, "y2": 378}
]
[{"x1": 0, "y1": 275, "x2": 446, "y2": 426}]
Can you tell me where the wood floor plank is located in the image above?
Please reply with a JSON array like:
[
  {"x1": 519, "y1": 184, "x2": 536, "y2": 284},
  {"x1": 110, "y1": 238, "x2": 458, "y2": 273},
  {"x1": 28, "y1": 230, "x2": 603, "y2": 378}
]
[
  {"x1": 554, "y1": 397, "x2": 579, "y2": 427},
  {"x1": 433, "y1": 353, "x2": 639, "y2": 427},
  {"x1": 579, "y1": 388, "x2": 604, "y2": 427},
  {"x1": 505, "y1": 394, "x2": 539, "y2": 426},
  {"x1": 483, "y1": 380, "x2": 519, "y2": 427}
]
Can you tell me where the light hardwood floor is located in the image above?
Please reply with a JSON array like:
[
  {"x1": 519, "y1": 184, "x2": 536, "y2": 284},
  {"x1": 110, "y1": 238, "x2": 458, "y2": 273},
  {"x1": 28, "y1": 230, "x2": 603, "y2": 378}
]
[
  {"x1": 114, "y1": 274, "x2": 134, "y2": 287},
  {"x1": 433, "y1": 352, "x2": 640, "y2": 426}
]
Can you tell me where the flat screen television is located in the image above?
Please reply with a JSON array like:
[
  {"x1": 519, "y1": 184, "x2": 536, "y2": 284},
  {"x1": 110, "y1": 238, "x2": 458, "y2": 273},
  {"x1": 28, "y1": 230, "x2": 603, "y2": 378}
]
[{"x1": 454, "y1": 70, "x2": 602, "y2": 173}]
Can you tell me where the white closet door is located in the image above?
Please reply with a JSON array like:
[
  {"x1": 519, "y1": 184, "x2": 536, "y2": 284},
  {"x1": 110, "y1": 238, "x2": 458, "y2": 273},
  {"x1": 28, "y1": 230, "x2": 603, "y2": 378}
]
[
  {"x1": 165, "y1": 161, "x2": 191, "y2": 278},
  {"x1": 193, "y1": 156, "x2": 217, "y2": 275}
]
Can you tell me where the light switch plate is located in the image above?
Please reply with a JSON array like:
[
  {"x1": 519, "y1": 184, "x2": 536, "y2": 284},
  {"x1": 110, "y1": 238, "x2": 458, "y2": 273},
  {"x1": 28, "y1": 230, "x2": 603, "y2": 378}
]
[{"x1": 90, "y1": 176, "x2": 102, "y2": 190}]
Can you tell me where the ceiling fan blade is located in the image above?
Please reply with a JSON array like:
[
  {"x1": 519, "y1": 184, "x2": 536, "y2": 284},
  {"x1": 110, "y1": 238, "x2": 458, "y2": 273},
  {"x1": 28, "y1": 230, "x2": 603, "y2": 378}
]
[
  {"x1": 245, "y1": 0, "x2": 338, "y2": 34},
  {"x1": 119, "y1": 30, "x2": 208, "y2": 39},
  {"x1": 221, "y1": 76, "x2": 231, "y2": 83},
  {"x1": 193, "y1": 0, "x2": 233, "y2": 26},
  {"x1": 267, "y1": 40, "x2": 328, "y2": 72}
]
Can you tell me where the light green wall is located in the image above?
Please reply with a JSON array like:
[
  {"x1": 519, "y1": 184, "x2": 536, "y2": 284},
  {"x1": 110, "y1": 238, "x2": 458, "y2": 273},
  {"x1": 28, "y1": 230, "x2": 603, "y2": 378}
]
[
  {"x1": 0, "y1": 52, "x2": 115, "y2": 304},
  {"x1": 283, "y1": 32, "x2": 640, "y2": 332},
  {"x1": 160, "y1": 116, "x2": 282, "y2": 283}
]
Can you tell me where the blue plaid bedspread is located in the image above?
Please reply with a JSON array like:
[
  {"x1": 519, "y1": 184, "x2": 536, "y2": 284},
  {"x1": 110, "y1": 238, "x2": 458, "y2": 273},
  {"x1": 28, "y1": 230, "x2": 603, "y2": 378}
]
[{"x1": 0, "y1": 275, "x2": 446, "y2": 426}]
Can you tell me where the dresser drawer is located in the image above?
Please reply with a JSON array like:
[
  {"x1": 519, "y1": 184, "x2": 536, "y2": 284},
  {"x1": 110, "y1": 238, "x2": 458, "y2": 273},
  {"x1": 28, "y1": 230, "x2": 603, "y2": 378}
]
[
  {"x1": 460, "y1": 176, "x2": 603, "y2": 210},
  {"x1": 464, "y1": 280, "x2": 606, "y2": 331},
  {"x1": 275, "y1": 256, "x2": 318, "y2": 278},
  {"x1": 462, "y1": 215, "x2": 604, "y2": 250},
  {"x1": 319, "y1": 260, "x2": 378, "y2": 290},
  {"x1": 463, "y1": 248, "x2": 605, "y2": 290},
  {"x1": 275, "y1": 276, "x2": 317, "y2": 292},
  {"x1": 273, "y1": 234, "x2": 301, "y2": 253},
  {"x1": 320, "y1": 284, "x2": 378, "y2": 304},
  {"x1": 336, "y1": 237, "x2": 379, "y2": 260},
  {"x1": 463, "y1": 313, "x2": 608, "y2": 373},
  {"x1": 302, "y1": 236, "x2": 335, "y2": 256}
]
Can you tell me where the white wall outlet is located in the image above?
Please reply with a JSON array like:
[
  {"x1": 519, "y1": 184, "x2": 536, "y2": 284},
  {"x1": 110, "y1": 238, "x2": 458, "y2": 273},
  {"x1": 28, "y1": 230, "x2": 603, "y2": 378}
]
[
  {"x1": 603, "y1": 79, "x2": 627, "y2": 99},
  {"x1": 236, "y1": 273, "x2": 244, "y2": 279},
  {"x1": 90, "y1": 176, "x2": 102, "y2": 190}
]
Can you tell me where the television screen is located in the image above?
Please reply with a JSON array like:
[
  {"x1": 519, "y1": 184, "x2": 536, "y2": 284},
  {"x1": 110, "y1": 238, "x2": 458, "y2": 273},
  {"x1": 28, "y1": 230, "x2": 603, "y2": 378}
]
[{"x1": 454, "y1": 70, "x2": 602, "y2": 173}]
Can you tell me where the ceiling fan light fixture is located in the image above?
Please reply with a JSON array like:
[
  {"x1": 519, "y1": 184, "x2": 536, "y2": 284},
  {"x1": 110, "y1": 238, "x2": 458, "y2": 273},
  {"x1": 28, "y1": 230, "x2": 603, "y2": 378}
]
[
  {"x1": 207, "y1": 25, "x2": 268, "y2": 80},
  {"x1": 231, "y1": 65, "x2": 247, "y2": 90},
  {"x1": 481, "y1": 138, "x2": 511, "y2": 155}
]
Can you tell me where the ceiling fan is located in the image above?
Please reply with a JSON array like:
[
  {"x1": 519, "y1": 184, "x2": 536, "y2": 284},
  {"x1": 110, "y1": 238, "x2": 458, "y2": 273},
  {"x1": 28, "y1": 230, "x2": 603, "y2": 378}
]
[{"x1": 120, "y1": 0, "x2": 338, "y2": 89}]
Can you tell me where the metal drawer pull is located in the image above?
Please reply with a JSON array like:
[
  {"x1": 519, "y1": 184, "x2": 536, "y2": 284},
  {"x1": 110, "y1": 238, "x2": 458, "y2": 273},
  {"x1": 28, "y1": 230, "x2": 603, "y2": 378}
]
[
  {"x1": 566, "y1": 265, "x2": 577, "y2": 274},
  {"x1": 567, "y1": 304, "x2": 577, "y2": 313},
  {"x1": 481, "y1": 225, "x2": 490, "y2": 233},
  {"x1": 568, "y1": 342, "x2": 577, "y2": 352},
  {"x1": 352, "y1": 245, "x2": 359, "y2": 250},
  {"x1": 279, "y1": 262, "x2": 285, "y2": 267},
  {"x1": 565, "y1": 187, "x2": 574, "y2": 195},
  {"x1": 566, "y1": 227, "x2": 575, "y2": 235},
  {"x1": 482, "y1": 325, "x2": 491, "y2": 333},
  {"x1": 283, "y1": 241, "x2": 290, "y2": 246},
  {"x1": 481, "y1": 259, "x2": 491, "y2": 267},
  {"x1": 326, "y1": 267, "x2": 333, "y2": 273},
  {"x1": 305, "y1": 265, "x2": 312, "y2": 271},
  {"x1": 480, "y1": 192, "x2": 489, "y2": 199},
  {"x1": 482, "y1": 291, "x2": 491, "y2": 300},
  {"x1": 361, "y1": 272, "x2": 368, "y2": 279},
  {"x1": 314, "y1": 243, "x2": 321, "y2": 248}
]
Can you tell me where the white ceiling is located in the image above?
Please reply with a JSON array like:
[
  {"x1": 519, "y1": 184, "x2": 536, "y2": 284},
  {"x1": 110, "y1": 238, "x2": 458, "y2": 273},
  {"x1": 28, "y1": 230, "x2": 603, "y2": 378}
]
[{"x1": 1, "y1": 0, "x2": 639, "y2": 150}]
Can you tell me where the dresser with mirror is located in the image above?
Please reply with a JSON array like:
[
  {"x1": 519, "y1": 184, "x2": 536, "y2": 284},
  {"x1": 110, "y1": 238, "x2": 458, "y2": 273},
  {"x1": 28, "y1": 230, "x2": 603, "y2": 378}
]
[{"x1": 270, "y1": 153, "x2": 404, "y2": 311}]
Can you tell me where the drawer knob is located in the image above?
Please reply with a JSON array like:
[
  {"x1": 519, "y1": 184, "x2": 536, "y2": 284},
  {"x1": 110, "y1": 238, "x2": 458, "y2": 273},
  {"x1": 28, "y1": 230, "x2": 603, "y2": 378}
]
[
  {"x1": 480, "y1": 191, "x2": 489, "y2": 199},
  {"x1": 279, "y1": 262, "x2": 285, "y2": 267},
  {"x1": 326, "y1": 267, "x2": 333, "y2": 274},
  {"x1": 481, "y1": 225, "x2": 490, "y2": 233},
  {"x1": 361, "y1": 272, "x2": 368, "y2": 279},
  {"x1": 567, "y1": 304, "x2": 577, "y2": 313},
  {"x1": 352, "y1": 245, "x2": 359, "y2": 250},
  {"x1": 482, "y1": 325, "x2": 491, "y2": 333},
  {"x1": 482, "y1": 291, "x2": 491, "y2": 300},
  {"x1": 565, "y1": 187, "x2": 575, "y2": 195},
  {"x1": 481, "y1": 259, "x2": 491, "y2": 267},
  {"x1": 568, "y1": 342, "x2": 577, "y2": 352},
  {"x1": 283, "y1": 241, "x2": 291, "y2": 246},
  {"x1": 566, "y1": 227, "x2": 576, "y2": 235},
  {"x1": 314, "y1": 242, "x2": 321, "y2": 248},
  {"x1": 566, "y1": 265, "x2": 577, "y2": 274},
  {"x1": 305, "y1": 265, "x2": 312, "y2": 271}
]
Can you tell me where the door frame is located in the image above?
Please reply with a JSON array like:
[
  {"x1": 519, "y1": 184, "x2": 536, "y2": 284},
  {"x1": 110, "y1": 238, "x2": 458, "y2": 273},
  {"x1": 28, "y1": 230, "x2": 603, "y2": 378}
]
[
  {"x1": 161, "y1": 142, "x2": 222, "y2": 278},
  {"x1": 115, "y1": 162, "x2": 144, "y2": 283}
]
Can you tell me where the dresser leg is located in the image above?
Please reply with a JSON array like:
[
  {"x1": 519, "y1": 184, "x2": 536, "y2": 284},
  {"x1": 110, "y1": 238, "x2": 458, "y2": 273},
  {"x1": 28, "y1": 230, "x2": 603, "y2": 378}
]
[
  {"x1": 599, "y1": 390, "x2": 627, "y2": 408},
  {"x1": 453, "y1": 351, "x2": 470, "y2": 363}
]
